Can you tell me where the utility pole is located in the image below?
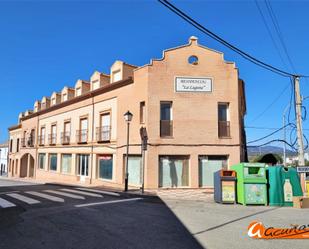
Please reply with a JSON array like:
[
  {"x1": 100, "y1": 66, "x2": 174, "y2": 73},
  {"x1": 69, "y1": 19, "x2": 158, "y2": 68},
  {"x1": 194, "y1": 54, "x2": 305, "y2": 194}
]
[{"x1": 294, "y1": 76, "x2": 306, "y2": 191}]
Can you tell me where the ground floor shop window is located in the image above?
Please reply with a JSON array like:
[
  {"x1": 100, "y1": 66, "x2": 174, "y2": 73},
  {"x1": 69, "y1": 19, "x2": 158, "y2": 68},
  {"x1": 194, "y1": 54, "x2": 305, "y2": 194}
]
[
  {"x1": 159, "y1": 156, "x2": 189, "y2": 188},
  {"x1": 199, "y1": 155, "x2": 228, "y2": 187},
  {"x1": 49, "y1": 153, "x2": 57, "y2": 171},
  {"x1": 124, "y1": 155, "x2": 142, "y2": 186},
  {"x1": 61, "y1": 154, "x2": 72, "y2": 174},
  {"x1": 38, "y1": 153, "x2": 45, "y2": 169},
  {"x1": 98, "y1": 155, "x2": 113, "y2": 180},
  {"x1": 76, "y1": 154, "x2": 89, "y2": 177}
]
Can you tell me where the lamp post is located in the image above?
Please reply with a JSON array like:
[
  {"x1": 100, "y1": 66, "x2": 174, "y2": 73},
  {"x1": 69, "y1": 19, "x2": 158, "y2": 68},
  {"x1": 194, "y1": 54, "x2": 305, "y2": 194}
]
[{"x1": 124, "y1": 111, "x2": 133, "y2": 192}]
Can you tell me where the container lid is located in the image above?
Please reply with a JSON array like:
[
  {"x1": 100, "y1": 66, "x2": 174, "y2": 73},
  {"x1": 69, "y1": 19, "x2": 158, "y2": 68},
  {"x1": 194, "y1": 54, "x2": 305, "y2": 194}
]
[{"x1": 220, "y1": 170, "x2": 236, "y2": 177}]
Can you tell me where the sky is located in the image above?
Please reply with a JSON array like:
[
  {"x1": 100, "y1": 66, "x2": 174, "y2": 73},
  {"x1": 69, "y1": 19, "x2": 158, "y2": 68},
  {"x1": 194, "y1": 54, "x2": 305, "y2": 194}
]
[{"x1": 0, "y1": 0, "x2": 309, "y2": 149}]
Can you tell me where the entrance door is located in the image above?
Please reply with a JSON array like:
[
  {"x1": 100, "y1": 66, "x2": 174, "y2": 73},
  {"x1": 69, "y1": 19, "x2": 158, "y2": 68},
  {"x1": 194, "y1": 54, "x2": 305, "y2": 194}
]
[{"x1": 77, "y1": 154, "x2": 89, "y2": 182}]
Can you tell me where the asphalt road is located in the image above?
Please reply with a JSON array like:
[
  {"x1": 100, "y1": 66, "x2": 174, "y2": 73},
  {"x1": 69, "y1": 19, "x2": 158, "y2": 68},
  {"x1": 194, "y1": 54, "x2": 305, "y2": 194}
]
[{"x1": 0, "y1": 179, "x2": 203, "y2": 249}]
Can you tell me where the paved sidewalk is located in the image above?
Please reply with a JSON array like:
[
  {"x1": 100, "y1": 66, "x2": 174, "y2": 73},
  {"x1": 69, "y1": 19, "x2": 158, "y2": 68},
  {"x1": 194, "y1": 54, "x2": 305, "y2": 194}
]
[{"x1": 155, "y1": 189, "x2": 214, "y2": 201}]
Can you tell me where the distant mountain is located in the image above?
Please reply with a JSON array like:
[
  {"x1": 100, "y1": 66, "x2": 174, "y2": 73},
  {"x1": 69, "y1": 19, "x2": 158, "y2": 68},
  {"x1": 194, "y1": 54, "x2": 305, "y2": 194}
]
[{"x1": 247, "y1": 145, "x2": 297, "y2": 157}]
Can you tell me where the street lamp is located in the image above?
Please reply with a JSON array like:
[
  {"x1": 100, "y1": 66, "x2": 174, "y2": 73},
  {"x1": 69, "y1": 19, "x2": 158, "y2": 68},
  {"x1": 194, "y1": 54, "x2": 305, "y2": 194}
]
[{"x1": 124, "y1": 111, "x2": 133, "y2": 192}]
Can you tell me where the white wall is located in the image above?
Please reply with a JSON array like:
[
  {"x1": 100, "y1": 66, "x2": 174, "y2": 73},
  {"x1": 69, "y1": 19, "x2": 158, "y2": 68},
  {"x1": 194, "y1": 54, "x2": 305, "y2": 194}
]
[{"x1": 0, "y1": 146, "x2": 8, "y2": 173}]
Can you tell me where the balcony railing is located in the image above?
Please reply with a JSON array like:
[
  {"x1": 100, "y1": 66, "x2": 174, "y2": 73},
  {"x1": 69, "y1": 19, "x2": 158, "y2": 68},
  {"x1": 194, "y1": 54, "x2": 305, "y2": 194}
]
[
  {"x1": 61, "y1": 132, "x2": 70, "y2": 145},
  {"x1": 48, "y1": 134, "x2": 57, "y2": 145},
  {"x1": 38, "y1": 135, "x2": 45, "y2": 146},
  {"x1": 21, "y1": 138, "x2": 26, "y2": 147},
  {"x1": 27, "y1": 136, "x2": 35, "y2": 147},
  {"x1": 218, "y1": 121, "x2": 231, "y2": 138},
  {"x1": 76, "y1": 129, "x2": 88, "y2": 143},
  {"x1": 160, "y1": 120, "x2": 173, "y2": 137},
  {"x1": 96, "y1": 126, "x2": 111, "y2": 142}
]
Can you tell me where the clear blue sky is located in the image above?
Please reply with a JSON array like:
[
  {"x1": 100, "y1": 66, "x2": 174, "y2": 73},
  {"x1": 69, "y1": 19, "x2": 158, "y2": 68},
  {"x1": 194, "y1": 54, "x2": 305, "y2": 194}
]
[{"x1": 1, "y1": 0, "x2": 309, "y2": 148}]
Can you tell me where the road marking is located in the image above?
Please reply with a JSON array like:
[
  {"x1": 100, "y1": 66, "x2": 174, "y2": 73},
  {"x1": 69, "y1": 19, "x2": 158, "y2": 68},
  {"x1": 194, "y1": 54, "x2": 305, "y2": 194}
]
[
  {"x1": 75, "y1": 188, "x2": 120, "y2": 197},
  {"x1": 44, "y1": 190, "x2": 85, "y2": 200},
  {"x1": 75, "y1": 198, "x2": 143, "y2": 208},
  {"x1": 26, "y1": 191, "x2": 64, "y2": 202},
  {"x1": 6, "y1": 193, "x2": 40, "y2": 205},
  {"x1": 60, "y1": 189, "x2": 103, "y2": 197},
  {"x1": 0, "y1": 191, "x2": 20, "y2": 195},
  {"x1": 0, "y1": 197, "x2": 16, "y2": 208}
]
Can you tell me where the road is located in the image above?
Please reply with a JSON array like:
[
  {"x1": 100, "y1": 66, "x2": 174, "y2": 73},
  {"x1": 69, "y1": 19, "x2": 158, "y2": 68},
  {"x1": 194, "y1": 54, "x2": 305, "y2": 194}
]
[{"x1": 0, "y1": 179, "x2": 202, "y2": 249}]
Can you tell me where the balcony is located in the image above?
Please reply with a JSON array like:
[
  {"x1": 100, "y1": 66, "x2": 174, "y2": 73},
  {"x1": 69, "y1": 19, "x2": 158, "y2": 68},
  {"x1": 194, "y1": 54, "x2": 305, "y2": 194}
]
[
  {"x1": 21, "y1": 138, "x2": 26, "y2": 148},
  {"x1": 218, "y1": 121, "x2": 231, "y2": 138},
  {"x1": 61, "y1": 132, "x2": 70, "y2": 145},
  {"x1": 96, "y1": 126, "x2": 111, "y2": 142},
  {"x1": 27, "y1": 136, "x2": 35, "y2": 147},
  {"x1": 38, "y1": 135, "x2": 45, "y2": 146},
  {"x1": 76, "y1": 129, "x2": 88, "y2": 144},
  {"x1": 160, "y1": 120, "x2": 173, "y2": 137},
  {"x1": 48, "y1": 134, "x2": 57, "y2": 145}
]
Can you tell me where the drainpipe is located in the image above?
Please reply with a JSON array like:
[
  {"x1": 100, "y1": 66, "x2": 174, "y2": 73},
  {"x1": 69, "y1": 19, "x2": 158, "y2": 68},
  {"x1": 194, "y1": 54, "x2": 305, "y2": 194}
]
[{"x1": 90, "y1": 95, "x2": 95, "y2": 185}]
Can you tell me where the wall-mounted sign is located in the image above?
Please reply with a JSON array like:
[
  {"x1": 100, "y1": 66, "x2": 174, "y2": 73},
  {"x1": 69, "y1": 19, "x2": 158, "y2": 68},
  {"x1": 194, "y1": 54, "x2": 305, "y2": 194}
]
[
  {"x1": 175, "y1": 77, "x2": 212, "y2": 93},
  {"x1": 296, "y1": 166, "x2": 309, "y2": 173}
]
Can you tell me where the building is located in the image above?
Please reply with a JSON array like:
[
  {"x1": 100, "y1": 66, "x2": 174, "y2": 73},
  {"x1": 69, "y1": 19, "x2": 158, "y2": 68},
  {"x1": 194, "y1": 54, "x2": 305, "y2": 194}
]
[
  {"x1": 0, "y1": 142, "x2": 8, "y2": 175},
  {"x1": 8, "y1": 36, "x2": 246, "y2": 189}
]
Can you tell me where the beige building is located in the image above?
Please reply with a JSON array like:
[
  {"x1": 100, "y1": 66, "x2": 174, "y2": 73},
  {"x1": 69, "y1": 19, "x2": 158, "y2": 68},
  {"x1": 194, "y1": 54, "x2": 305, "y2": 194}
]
[{"x1": 8, "y1": 36, "x2": 246, "y2": 189}]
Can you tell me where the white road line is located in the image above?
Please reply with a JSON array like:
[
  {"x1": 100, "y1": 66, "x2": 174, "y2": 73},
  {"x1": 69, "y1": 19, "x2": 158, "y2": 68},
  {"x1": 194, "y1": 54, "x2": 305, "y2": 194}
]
[
  {"x1": 26, "y1": 191, "x2": 64, "y2": 202},
  {"x1": 60, "y1": 189, "x2": 103, "y2": 198},
  {"x1": 0, "y1": 197, "x2": 16, "y2": 208},
  {"x1": 6, "y1": 193, "x2": 40, "y2": 205},
  {"x1": 44, "y1": 190, "x2": 85, "y2": 200},
  {"x1": 75, "y1": 188, "x2": 120, "y2": 197},
  {"x1": 0, "y1": 191, "x2": 20, "y2": 195},
  {"x1": 75, "y1": 198, "x2": 143, "y2": 208}
]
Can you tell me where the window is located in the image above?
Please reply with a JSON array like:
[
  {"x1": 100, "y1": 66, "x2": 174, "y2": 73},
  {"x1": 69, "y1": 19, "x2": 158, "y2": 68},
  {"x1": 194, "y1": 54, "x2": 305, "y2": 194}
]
[
  {"x1": 40, "y1": 127, "x2": 45, "y2": 145},
  {"x1": 199, "y1": 155, "x2": 228, "y2": 187},
  {"x1": 140, "y1": 101, "x2": 145, "y2": 124},
  {"x1": 160, "y1": 102, "x2": 173, "y2": 137},
  {"x1": 77, "y1": 154, "x2": 89, "y2": 176},
  {"x1": 92, "y1": 80, "x2": 100, "y2": 90},
  {"x1": 16, "y1": 138, "x2": 19, "y2": 152},
  {"x1": 38, "y1": 153, "x2": 46, "y2": 170},
  {"x1": 50, "y1": 124, "x2": 57, "y2": 144},
  {"x1": 124, "y1": 155, "x2": 142, "y2": 186},
  {"x1": 61, "y1": 154, "x2": 72, "y2": 174},
  {"x1": 62, "y1": 121, "x2": 71, "y2": 144},
  {"x1": 51, "y1": 98, "x2": 56, "y2": 105},
  {"x1": 63, "y1": 93, "x2": 68, "y2": 101},
  {"x1": 49, "y1": 153, "x2": 57, "y2": 171},
  {"x1": 10, "y1": 139, "x2": 13, "y2": 152},
  {"x1": 159, "y1": 156, "x2": 189, "y2": 188},
  {"x1": 188, "y1": 55, "x2": 198, "y2": 65},
  {"x1": 112, "y1": 70, "x2": 121, "y2": 82},
  {"x1": 76, "y1": 87, "x2": 82, "y2": 96},
  {"x1": 97, "y1": 113, "x2": 111, "y2": 142},
  {"x1": 98, "y1": 155, "x2": 113, "y2": 180},
  {"x1": 78, "y1": 118, "x2": 88, "y2": 143},
  {"x1": 218, "y1": 103, "x2": 230, "y2": 137}
]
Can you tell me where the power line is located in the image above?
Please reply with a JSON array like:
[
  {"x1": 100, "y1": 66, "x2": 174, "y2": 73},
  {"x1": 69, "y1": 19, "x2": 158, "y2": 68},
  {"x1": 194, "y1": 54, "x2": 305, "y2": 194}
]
[
  {"x1": 249, "y1": 82, "x2": 290, "y2": 123},
  {"x1": 158, "y1": 0, "x2": 309, "y2": 77},
  {"x1": 247, "y1": 139, "x2": 296, "y2": 150},
  {"x1": 264, "y1": 0, "x2": 297, "y2": 74},
  {"x1": 247, "y1": 123, "x2": 292, "y2": 144},
  {"x1": 254, "y1": 0, "x2": 289, "y2": 70}
]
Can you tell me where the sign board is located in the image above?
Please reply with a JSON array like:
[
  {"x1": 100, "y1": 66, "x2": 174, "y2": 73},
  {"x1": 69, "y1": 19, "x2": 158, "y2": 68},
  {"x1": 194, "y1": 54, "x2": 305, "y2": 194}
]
[
  {"x1": 296, "y1": 166, "x2": 309, "y2": 173},
  {"x1": 175, "y1": 77, "x2": 212, "y2": 93}
]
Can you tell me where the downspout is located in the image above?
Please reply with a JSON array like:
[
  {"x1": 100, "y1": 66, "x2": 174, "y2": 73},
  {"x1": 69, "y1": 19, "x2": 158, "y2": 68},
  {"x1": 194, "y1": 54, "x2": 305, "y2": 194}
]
[{"x1": 90, "y1": 95, "x2": 95, "y2": 184}]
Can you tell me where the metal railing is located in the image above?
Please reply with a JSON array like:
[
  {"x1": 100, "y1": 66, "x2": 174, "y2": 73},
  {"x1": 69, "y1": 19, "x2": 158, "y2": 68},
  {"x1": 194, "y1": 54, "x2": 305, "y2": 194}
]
[
  {"x1": 21, "y1": 138, "x2": 26, "y2": 147},
  {"x1": 38, "y1": 135, "x2": 45, "y2": 146},
  {"x1": 96, "y1": 126, "x2": 111, "y2": 142},
  {"x1": 27, "y1": 136, "x2": 35, "y2": 147},
  {"x1": 61, "y1": 132, "x2": 70, "y2": 144},
  {"x1": 76, "y1": 129, "x2": 88, "y2": 143},
  {"x1": 218, "y1": 121, "x2": 230, "y2": 138},
  {"x1": 48, "y1": 134, "x2": 57, "y2": 145},
  {"x1": 160, "y1": 120, "x2": 173, "y2": 137}
]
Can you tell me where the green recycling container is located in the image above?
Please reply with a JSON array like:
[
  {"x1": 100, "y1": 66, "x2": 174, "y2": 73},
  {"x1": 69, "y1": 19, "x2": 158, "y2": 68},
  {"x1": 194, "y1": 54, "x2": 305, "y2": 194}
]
[
  {"x1": 267, "y1": 166, "x2": 303, "y2": 206},
  {"x1": 231, "y1": 163, "x2": 268, "y2": 205}
]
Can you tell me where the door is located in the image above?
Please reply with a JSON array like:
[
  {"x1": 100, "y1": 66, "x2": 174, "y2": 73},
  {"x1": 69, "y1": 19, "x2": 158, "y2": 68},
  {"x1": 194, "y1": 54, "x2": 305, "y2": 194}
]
[
  {"x1": 100, "y1": 113, "x2": 111, "y2": 141},
  {"x1": 80, "y1": 119, "x2": 88, "y2": 142},
  {"x1": 127, "y1": 156, "x2": 142, "y2": 186},
  {"x1": 78, "y1": 154, "x2": 89, "y2": 182}
]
